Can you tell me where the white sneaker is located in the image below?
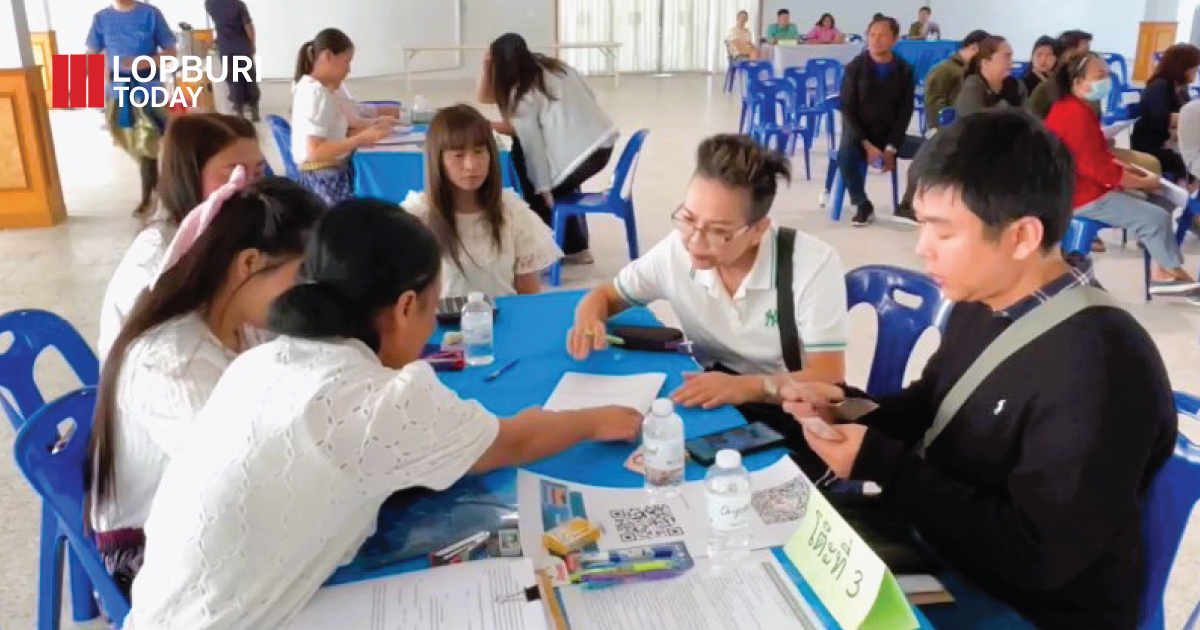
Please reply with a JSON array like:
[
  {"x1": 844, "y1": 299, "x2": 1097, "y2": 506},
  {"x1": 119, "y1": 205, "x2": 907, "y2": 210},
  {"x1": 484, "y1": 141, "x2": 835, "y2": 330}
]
[{"x1": 818, "y1": 191, "x2": 829, "y2": 208}]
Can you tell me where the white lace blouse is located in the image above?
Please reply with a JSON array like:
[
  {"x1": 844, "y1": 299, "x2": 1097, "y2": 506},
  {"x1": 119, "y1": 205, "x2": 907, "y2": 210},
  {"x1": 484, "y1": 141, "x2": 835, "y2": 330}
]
[
  {"x1": 127, "y1": 337, "x2": 499, "y2": 630},
  {"x1": 401, "y1": 189, "x2": 562, "y2": 297}
]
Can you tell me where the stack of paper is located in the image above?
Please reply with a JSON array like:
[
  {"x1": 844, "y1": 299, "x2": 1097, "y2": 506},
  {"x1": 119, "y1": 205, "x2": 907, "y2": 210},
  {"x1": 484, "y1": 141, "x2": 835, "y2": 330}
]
[{"x1": 543, "y1": 372, "x2": 667, "y2": 415}]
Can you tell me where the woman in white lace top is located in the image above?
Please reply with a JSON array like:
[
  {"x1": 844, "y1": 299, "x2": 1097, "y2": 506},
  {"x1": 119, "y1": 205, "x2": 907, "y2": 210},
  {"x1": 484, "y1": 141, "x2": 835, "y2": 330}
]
[
  {"x1": 126, "y1": 199, "x2": 641, "y2": 630},
  {"x1": 401, "y1": 104, "x2": 562, "y2": 297},
  {"x1": 89, "y1": 177, "x2": 325, "y2": 598}
]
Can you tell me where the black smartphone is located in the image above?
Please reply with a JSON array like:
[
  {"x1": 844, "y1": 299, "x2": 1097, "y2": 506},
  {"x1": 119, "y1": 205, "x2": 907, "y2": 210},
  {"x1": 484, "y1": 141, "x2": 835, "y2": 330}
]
[{"x1": 685, "y1": 421, "x2": 787, "y2": 466}]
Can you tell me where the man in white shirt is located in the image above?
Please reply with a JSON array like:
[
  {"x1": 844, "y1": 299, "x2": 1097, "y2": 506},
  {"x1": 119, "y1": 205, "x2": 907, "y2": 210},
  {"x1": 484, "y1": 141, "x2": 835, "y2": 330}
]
[{"x1": 568, "y1": 134, "x2": 848, "y2": 412}]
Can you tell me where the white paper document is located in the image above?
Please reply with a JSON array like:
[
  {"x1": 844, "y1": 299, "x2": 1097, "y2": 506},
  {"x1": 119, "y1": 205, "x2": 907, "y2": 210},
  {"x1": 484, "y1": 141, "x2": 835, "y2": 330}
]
[
  {"x1": 1127, "y1": 162, "x2": 1192, "y2": 208},
  {"x1": 286, "y1": 558, "x2": 547, "y2": 630},
  {"x1": 1102, "y1": 119, "x2": 1136, "y2": 139},
  {"x1": 543, "y1": 372, "x2": 668, "y2": 414},
  {"x1": 557, "y1": 550, "x2": 825, "y2": 630},
  {"x1": 518, "y1": 457, "x2": 809, "y2": 581}
]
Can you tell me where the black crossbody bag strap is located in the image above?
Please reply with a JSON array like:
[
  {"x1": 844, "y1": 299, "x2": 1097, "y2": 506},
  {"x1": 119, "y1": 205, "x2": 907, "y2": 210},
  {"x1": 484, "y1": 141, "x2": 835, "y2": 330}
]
[{"x1": 775, "y1": 227, "x2": 804, "y2": 372}]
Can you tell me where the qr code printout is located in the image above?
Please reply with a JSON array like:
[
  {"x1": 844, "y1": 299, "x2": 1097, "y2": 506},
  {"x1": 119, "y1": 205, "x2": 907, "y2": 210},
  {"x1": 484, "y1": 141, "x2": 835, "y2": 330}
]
[
  {"x1": 752, "y1": 479, "x2": 810, "y2": 525},
  {"x1": 608, "y1": 504, "x2": 685, "y2": 543}
]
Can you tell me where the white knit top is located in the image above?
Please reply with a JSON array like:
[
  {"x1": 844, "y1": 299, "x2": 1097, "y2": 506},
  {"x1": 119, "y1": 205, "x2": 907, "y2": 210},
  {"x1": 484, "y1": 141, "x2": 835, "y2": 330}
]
[
  {"x1": 97, "y1": 223, "x2": 174, "y2": 361},
  {"x1": 91, "y1": 312, "x2": 235, "y2": 533},
  {"x1": 127, "y1": 337, "x2": 499, "y2": 630},
  {"x1": 401, "y1": 189, "x2": 562, "y2": 297}
]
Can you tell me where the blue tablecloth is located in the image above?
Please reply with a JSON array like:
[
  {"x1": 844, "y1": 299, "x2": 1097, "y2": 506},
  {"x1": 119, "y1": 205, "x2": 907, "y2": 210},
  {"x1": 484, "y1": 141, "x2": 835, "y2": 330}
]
[
  {"x1": 895, "y1": 40, "x2": 960, "y2": 84},
  {"x1": 351, "y1": 138, "x2": 516, "y2": 204},
  {"x1": 328, "y1": 290, "x2": 935, "y2": 630}
]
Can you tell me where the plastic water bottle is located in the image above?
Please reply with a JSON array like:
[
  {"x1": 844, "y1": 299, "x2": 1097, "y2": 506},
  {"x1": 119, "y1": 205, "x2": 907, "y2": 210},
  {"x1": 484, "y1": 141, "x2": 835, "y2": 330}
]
[
  {"x1": 461, "y1": 292, "x2": 494, "y2": 366},
  {"x1": 642, "y1": 399, "x2": 685, "y2": 496},
  {"x1": 706, "y1": 449, "x2": 752, "y2": 561}
]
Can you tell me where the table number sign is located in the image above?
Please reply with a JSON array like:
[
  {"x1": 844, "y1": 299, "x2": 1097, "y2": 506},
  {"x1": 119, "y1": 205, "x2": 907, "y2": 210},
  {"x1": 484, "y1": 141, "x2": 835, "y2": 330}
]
[{"x1": 784, "y1": 478, "x2": 918, "y2": 630}]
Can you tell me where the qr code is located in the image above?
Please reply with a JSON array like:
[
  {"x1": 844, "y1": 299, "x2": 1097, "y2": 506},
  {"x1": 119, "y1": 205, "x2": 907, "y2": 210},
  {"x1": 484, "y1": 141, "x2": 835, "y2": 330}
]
[
  {"x1": 752, "y1": 479, "x2": 810, "y2": 525},
  {"x1": 608, "y1": 504, "x2": 685, "y2": 542}
]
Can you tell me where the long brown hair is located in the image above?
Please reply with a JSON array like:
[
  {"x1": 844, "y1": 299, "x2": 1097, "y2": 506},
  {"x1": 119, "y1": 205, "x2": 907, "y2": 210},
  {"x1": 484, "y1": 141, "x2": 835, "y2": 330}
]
[
  {"x1": 157, "y1": 113, "x2": 258, "y2": 228},
  {"x1": 1150, "y1": 43, "x2": 1200, "y2": 86},
  {"x1": 87, "y1": 178, "x2": 325, "y2": 522},
  {"x1": 488, "y1": 33, "x2": 568, "y2": 115},
  {"x1": 965, "y1": 36, "x2": 1007, "y2": 78},
  {"x1": 423, "y1": 104, "x2": 504, "y2": 271}
]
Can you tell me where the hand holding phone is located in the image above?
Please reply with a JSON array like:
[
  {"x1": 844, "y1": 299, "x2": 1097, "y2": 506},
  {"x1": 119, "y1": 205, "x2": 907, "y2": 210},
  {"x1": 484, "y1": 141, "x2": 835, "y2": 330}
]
[{"x1": 797, "y1": 416, "x2": 845, "y2": 442}]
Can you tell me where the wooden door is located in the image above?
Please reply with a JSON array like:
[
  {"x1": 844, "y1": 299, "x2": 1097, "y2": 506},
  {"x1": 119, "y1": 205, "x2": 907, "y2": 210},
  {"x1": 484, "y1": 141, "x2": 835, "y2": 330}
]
[{"x1": 1134, "y1": 21, "x2": 1178, "y2": 82}]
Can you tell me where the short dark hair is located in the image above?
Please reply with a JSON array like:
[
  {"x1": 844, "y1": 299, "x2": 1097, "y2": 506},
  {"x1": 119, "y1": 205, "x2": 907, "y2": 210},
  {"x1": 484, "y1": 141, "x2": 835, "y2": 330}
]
[
  {"x1": 694, "y1": 134, "x2": 791, "y2": 222},
  {"x1": 1059, "y1": 30, "x2": 1093, "y2": 52},
  {"x1": 962, "y1": 29, "x2": 990, "y2": 50},
  {"x1": 919, "y1": 6, "x2": 931, "y2": 13},
  {"x1": 1032, "y1": 35, "x2": 1059, "y2": 57},
  {"x1": 910, "y1": 110, "x2": 1074, "y2": 251},
  {"x1": 870, "y1": 15, "x2": 900, "y2": 37},
  {"x1": 777, "y1": 8, "x2": 789, "y2": 16}
]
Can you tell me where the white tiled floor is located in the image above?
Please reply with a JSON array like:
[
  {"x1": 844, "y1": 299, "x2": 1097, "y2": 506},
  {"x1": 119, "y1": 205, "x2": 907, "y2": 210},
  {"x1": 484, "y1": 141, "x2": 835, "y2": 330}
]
[{"x1": 1, "y1": 74, "x2": 1198, "y2": 628}]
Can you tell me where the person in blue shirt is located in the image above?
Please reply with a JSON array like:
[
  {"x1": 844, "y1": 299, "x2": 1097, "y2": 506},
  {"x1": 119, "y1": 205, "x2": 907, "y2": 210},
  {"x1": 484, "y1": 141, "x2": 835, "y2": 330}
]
[{"x1": 86, "y1": 0, "x2": 177, "y2": 218}]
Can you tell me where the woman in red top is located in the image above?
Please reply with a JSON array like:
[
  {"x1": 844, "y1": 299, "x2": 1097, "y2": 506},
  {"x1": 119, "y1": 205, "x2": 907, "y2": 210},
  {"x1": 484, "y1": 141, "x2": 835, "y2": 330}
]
[{"x1": 1045, "y1": 53, "x2": 1200, "y2": 295}]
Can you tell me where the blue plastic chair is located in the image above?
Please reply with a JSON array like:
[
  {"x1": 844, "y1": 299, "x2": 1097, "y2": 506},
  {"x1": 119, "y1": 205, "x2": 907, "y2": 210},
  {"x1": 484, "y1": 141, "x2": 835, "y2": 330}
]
[
  {"x1": 915, "y1": 81, "x2": 927, "y2": 136},
  {"x1": 266, "y1": 114, "x2": 300, "y2": 180},
  {"x1": 938, "y1": 107, "x2": 957, "y2": 128},
  {"x1": 1063, "y1": 216, "x2": 1152, "y2": 301},
  {"x1": 724, "y1": 55, "x2": 739, "y2": 92},
  {"x1": 748, "y1": 78, "x2": 799, "y2": 153},
  {"x1": 14, "y1": 387, "x2": 131, "y2": 629},
  {"x1": 1138, "y1": 392, "x2": 1200, "y2": 630},
  {"x1": 804, "y1": 58, "x2": 844, "y2": 97},
  {"x1": 0, "y1": 310, "x2": 101, "y2": 626},
  {"x1": 1009, "y1": 61, "x2": 1030, "y2": 78},
  {"x1": 780, "y1": 70, "x2": 824, "y2": 179},
  {"x1": 846, "y1": 34, "x2": 863, "y2": 43},
  {"x1": 547, "y1": 130, "x2": 649, "y2": 286},
  {"x1": 1099, "y1": 52, "x2": 1142, "y2": 124},
  {"x1": 738, "y1": 61, "x2": 775, "y2": 133},
  {"x1": 845, "y1": 265, "x2": 943, "y2": 397}
]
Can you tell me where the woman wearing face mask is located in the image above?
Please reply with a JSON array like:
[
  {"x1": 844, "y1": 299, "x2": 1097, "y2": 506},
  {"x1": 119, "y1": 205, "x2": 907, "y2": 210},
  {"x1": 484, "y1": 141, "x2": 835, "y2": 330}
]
[
  {"x1": 291, "y1": 28, "x2": 393, "y2": 204},
  {"x1": 99, "y1": 113, "x2": 266, "y2": 361},
  {"x1": 87, "y1": 176, "x2": 326, "y2": 596},
  {"x1": 954, "y1": 35, "x2": 1026, "y2": 118},
  {"x1": 402, "y1": 104, "x2": 561, "y2": 297},
  {"x1": 1131, "y1": 44, "x2": 1200, "y2": 183},
  {"x1": 126, "y1": 199, "x2": 641, "y2": 629},
  {"x1": 1046, "y1": 53, "x2": 1200, "y2": 296},
  {"x1": 1022, "y1": 36, "x2": 1058, "y2": 95}
]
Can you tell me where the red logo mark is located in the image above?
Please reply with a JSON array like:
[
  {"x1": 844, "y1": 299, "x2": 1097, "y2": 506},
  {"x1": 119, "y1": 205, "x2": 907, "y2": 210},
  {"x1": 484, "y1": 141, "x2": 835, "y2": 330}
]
[{"x1": 51, "y1": 54, "x2": 105, "y2": 109}]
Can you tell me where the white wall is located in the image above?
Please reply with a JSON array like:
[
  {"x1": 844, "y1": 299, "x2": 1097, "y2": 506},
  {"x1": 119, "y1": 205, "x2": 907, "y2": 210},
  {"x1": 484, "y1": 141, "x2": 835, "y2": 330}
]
[
  {"x1": 937, "y1": 0, "x2": 1145, "y2": 62},
  {"x1": 22, "y1": 0, "x2": 556, "y2": 79}
]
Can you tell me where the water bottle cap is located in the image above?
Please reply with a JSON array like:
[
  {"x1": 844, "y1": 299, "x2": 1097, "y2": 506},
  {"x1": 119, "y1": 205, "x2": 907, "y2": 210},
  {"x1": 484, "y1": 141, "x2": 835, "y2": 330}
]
[
  {"x1": 715, "y1": 449, "x2": 741, "y2": 469},
  {"x1": 468, "y1": 292, "x2": 486, "y2": 303},
  {"x1": 650, "y1": 399, "x2": 674, "y2": 417}
]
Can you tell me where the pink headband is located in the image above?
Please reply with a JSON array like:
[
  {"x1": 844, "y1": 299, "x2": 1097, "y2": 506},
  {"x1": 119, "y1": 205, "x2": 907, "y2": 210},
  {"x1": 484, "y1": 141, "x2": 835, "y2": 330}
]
[{"x1": 157, "y1": 165, "x2": 248, "y2": 278}]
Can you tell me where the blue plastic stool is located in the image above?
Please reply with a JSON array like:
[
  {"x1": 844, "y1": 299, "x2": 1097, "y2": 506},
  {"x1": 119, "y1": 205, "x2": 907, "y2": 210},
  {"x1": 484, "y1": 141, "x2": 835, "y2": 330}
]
[
  {"x1": 548, "y1": 130, "x2": 650, "y2": 286},
  {"x1": 266, "y1": 115, "x2": 300, "y2": 180},
  {"x1": 0, "y1": 309, "x2": 101, "y2": 626},
  {"x1": 1062, "y1": 216, "x2": 1152, "y2": 301},
  {"x1": 14, "y1": 388, "x2": 131, "y2": 629},
  {"x1": 1138, "y1": 392, "x2": 1200, "y2": 630},
  {"x1": 825, "y1": 158, "x2": 900, "y2": 222},
  {"x1": 845, "y1": 265, "x2": 944, "y2": 397}
]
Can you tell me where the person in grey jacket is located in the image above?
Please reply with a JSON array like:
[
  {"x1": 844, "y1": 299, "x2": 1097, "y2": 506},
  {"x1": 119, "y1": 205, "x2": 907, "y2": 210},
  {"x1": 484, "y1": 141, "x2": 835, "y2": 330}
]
[
  {"x1": 955, "y1": 36, "x2": 1027, "y2": 119},
  {"x1": 478, "y1": 33, "x2": 619, "y2": 262}
]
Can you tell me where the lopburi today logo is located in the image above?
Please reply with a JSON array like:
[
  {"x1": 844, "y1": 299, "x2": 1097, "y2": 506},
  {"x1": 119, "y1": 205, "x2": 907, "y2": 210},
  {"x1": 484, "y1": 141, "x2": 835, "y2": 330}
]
[{"x1": 51, "y1": 54, "x2": 259, "y2": 109}]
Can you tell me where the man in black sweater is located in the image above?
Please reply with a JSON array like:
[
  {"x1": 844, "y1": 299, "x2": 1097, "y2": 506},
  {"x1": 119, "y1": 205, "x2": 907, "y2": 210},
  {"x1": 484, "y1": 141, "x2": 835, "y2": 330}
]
[
  {"x1": 783, "y1": 111, "x2": 1177, "y2": 630},
  {"x1": 837, "y1": 15, "x2": 921, "y2": 227}
]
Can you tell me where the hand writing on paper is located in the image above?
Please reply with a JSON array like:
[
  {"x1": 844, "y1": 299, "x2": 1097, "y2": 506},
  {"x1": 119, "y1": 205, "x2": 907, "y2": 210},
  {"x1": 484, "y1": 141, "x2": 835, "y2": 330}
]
[
  {"x1": 671, "y1": 372, "x2": 758, "y2": 409},
  {"x1": 803, "y1": 423, "x2": 867, "y2": 478}
]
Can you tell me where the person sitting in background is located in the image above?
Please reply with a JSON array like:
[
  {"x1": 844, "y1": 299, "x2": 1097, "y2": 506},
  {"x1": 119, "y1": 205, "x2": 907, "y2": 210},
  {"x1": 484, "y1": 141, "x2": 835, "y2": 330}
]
[
  {"x1": 477, "y1": 33, "x2": 618, "y2": 266},
  {"x1": 127, "y1": 200, "x2": 642, "y2": 630},
  {"x1": 291, "y1": 28, "x2": 393, "y2": 205},
  {"x1": 1045, "y1": 53, "x2": 1200, "y2": 296},
  {"x1": 1029, "y1": 30, "x2": 1093, "y2": 118},
  {"x1": 99, "y1": 113, "x2": 265, "y2": 361},
  {"x1": 782, "y1": 109, "x2": 1177, "y2": 630},
  {"x1": 923, "y1": 29, "x2": 990, "y2": 133},
  {"x1": 1132, "y1": 43, "x2": 1200, "y2": 183},
  {"x1": 1179, "y1": 98, "x2": 1200, "y2": 179},
  {"x1": 726, "y1": 10, "x2": 758, "y2": 60},
  {"x1": 806, "y1": 14, "x2": 845, "y2": 44},
  {"x1": 838, "y1": 16, "x2": 920, "y2": 227},
  {"x1": 767, "y1": 8, "x2": 800, "y2": 44},
  {"x1": 1022, "y1": 36, "x2": 1059, "y2": 95},
  {"x1": 568, "y1": 134, "x2": 847, "y2": 412},
  {"x1": 906, "y1": 6, "x2": 940, "y2": 40},
  {"x1": 89, "y1": 177, "x2": 325, "y2": 598},
  {"x1": 401, "y1": 104, "x2": 561, "y2": 298},
  {"x1": 955, "y1": 36, "x2": 1027, "y2": 118}
]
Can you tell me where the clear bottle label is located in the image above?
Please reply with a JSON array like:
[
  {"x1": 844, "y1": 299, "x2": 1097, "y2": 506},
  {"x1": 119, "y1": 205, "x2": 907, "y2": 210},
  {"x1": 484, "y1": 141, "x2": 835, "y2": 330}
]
[
  {"x1": 706, "y1": 492, "x2": 751, "y2": 532},
  {"x1": 643, "y1": 437, "x2": 684, "y2": 471}
]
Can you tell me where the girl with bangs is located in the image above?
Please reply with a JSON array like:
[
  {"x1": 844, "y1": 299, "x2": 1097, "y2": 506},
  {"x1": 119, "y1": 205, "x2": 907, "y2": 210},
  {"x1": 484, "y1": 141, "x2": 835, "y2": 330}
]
[{"x1": 401, "y1": 104, "x2": 562, "y2": 297}]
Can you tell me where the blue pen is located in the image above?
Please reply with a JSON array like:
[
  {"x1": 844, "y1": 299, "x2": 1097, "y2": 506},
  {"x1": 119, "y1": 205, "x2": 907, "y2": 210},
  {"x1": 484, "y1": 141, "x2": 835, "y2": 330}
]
[
  {"x1": 578, "y1": 546, "x2": 676, "y2": 565},
  {"x1": 484, "y1": 358, "x2": 520, "y2": 382}
]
